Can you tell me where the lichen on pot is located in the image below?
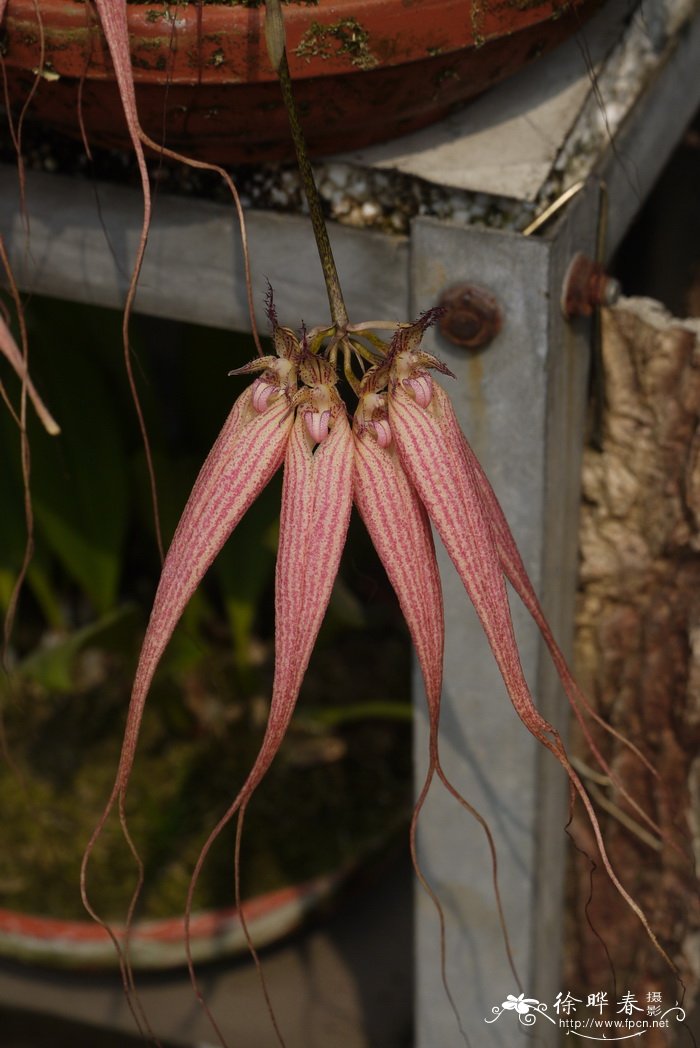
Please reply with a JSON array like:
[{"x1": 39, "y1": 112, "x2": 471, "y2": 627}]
[{"x1": 0, "y1": 0, "x2": 602, "y2": 162}]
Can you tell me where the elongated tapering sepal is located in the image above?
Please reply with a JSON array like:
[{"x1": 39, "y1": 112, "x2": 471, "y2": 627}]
[
  {"x1": 181, "y1": 403, "x2": 354, "y2": 1005},
  {"x1": 389, "y1": 381, "x2": 559, "y2": 746},
  {"x1": 92, "y1": 1, "x2": 146, "y2": 158},
  {"x1": 355, "y1": 400, "x2": 523, "y2": 989},
  {"x1": 389, "y1": 379, "x2": 676, "y2": 969},
  {"x1": 245, "y1": 406, "x2": 354, "y2": 791},
  {"x1": 91, "y1": 1, "x2": 151, "y2": 276},
  {"x1": 118, "y1": 388, "x2": 294, "y2": 782},
  {"x1": 191, "y1": 406, "x2": 354, "y2": 847},
  {"x1": 353, "y1": 424, "x2": 444, "y2": 715},
  {"x1": 461, "y1": 433, "x2": 667, "y2": 837}
]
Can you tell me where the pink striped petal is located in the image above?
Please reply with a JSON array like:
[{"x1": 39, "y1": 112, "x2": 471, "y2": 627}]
[
  {"x1": 117, "y1": 388, "x2": 294, "y2": 785},
  {"x1": 461, "y1": 434, "x2": 667, "y2": 837},
  {"x1": 397, "y1": 374, "x2": 603, "y2": 757},
  {"x1": 389, "y1": 380, "x2": 563, "y2": 748},
  {"x1": 389, "y1": 379, "x2": 675, "y2": 968},
  {"x1": 92, "y1": 1, "x2": 148, "y2": 191},
  {"x1": 216, "y1": 406, "x2": 353, "y2": 812},
  {"x1": 180, "y1": 408, "x2": 354, "y2": 1014},
  {"x1": 353, "y1": 422, "x2": 444, "y2": 718},
  {"x1": 261, "y1": 407, "x2": 353, "y2": 775}
]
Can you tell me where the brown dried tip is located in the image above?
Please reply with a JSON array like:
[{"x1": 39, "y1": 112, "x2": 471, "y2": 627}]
[
  {"x1": 265, "y1": 282, "x2": 278, "y2": 330},
  {"x1": 387, "y1": 311, "x2": 454, "y2": 379}
]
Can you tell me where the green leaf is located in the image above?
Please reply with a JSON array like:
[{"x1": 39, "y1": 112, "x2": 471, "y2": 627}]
[
  {"x1": 177, "y1": 323, "x2": 266, "y2": 451},
  {"x1": 0, "y1": 406, "x2": 64, "y2": 628},
  {"x1": 23, "y1": 313, "x2": 129, "y2": 614},
  {"x1": 18, "y1": 604, "x2": 141, "y2": 692},
  {"x1": 0, "y1": 425, "x2": 30, "y2": 612}
]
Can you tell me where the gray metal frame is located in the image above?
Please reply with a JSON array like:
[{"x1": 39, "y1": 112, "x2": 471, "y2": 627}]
[{"x1": 410, "y1": 197, "x2": 597, "y2": 1045}]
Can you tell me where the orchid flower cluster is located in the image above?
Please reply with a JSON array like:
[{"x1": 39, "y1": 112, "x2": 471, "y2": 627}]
[
  {"x1": 85, "y1": 291, "x2": 672, "y2": 992},
  {"x1": 102, "y1": 301, "x2": 457, "y2": 835},
  {"x1": 108, "y1": 298, "x2": 547, "y2": 831}
]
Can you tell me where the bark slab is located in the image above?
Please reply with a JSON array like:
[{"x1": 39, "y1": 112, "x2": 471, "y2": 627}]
[{"x1": 569, "y1": 298, "x2": 700, "y2": 1039}]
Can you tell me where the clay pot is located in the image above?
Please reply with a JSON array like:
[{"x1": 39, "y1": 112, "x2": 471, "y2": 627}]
[
  {"x1": 1, "y1": 0, "x2": 600, "y2": 163},
  {"x1": 0, "y1": 873, "x2": 343, "y2": 969}
]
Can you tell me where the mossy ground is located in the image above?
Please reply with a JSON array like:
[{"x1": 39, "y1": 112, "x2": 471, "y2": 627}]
[{"x1": 0, "y1": 625, "x2": 411, "y2": 922}]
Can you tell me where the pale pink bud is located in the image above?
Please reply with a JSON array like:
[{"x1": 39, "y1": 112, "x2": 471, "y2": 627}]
[
  {"x1": 404, "y1": 372, "x2": 433, "y2": 408},
  {"x1": 371, "y1": 418, "x2": 392, "y2": 448},
  {"x1": 252, "y1": 379, "x2": 277, "y2": 413},
  {"x1": 304, "y1": 409, "x2": 331, "y2": 444}
]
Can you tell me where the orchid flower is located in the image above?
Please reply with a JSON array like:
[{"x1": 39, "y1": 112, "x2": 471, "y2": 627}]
[{"x1": 82, "y1": 302, "x2": 673, "y2": 1023}]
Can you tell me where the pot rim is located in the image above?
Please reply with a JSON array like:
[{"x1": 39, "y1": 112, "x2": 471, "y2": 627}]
[
  {"x1": 0, "y1": 868, "x2": 344, "y2": 970},
  {"x1": 2, "y1": 0, "x2": 595, "y2": 84}
]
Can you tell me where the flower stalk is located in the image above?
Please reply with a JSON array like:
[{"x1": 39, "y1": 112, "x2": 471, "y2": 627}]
[{"x1": 264, "y1": 0, "x2": 349, "y2": 332}]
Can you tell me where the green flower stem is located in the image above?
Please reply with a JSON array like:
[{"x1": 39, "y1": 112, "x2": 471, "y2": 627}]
[{"x1": 265, "y1": 0, "x2": 349, "y2": 332}]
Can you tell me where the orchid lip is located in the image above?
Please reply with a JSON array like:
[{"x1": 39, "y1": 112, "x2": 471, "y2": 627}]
[
  {"x1": 371, "y1": 418, "x2": 392, "y2": 448},
  {"x1": 304, "y1": 409, "x2": 331, "y2": 444},
  {"x1": 404, "y1": 373, "x2": 433, "y2": 408},
  {"x1": 252, "y1": 378, "x2": 277, "y2": 413}
]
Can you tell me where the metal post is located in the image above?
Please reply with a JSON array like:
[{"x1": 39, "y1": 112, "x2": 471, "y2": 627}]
[{"x1": 410, "y1": 182, "x2": 599, "y2": 1046}]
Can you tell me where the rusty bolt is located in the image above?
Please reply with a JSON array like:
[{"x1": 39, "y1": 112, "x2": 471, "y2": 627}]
[
  {"x1": 561, "y1": 252, "x2": 621, "y2": 319},
  {"x1": 437, "y1": 284, "x2": 502, "y2": 349}
]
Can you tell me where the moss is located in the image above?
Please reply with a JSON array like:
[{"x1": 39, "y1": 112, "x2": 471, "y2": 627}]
[
  {"x1": 295, "y1": 17, "x2": 378, "y2": 70},
  {"x1": 127, "y1": 1, "x2": 320, "y2": 8},
  {"x1": 0, "y1": 627, "x2": 411, "y2": 922},
  {"x1": 435, "y1": 66, "x2": 460, "y2": 88}
]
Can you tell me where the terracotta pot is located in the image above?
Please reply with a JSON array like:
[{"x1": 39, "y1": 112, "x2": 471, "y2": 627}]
[
  {"x1": 0, "y1": 871, "x2": 343, "y2": 969},
  {"x1": 1, "y1": 0, "x2": 601, "y2": 163}
]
